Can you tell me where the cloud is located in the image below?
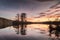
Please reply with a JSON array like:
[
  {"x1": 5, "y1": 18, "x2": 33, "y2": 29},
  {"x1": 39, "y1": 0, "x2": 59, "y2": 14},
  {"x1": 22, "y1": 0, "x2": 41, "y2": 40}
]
[
  {"x1": 50, "y1": 2, "x2": 60, "y2": 8},
  {"x1": 0, "y1": 0, "x2": 32, "y2": 8},
  {"x1": 0, "y1": 0, "x2": 58, "y2": 18}
]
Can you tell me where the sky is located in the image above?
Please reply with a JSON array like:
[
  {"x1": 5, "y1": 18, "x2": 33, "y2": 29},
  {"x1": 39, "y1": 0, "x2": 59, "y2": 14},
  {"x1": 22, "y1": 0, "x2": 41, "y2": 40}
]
[{"x1": 0, "y1": 0, "x2": 59, "y2": 19}]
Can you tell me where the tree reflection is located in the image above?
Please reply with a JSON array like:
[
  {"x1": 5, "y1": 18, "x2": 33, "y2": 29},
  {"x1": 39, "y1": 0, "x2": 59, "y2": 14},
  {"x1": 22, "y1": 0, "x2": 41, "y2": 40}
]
[{"x1": 13, "y1": 24, "x2": 27, "y2": 35}]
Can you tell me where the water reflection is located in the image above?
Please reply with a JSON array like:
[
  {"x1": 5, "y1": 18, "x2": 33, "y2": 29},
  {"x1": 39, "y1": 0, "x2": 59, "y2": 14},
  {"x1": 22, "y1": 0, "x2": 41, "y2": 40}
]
[
  {"x1": 0, "y1": 24, "x2": 60, "y2": 40},
  {"x1": 13, "y1": 24, "x2": 27, "y2": 35},
  {"x1": 12, "y1": 24, "x2": 49, "y2": 35}
]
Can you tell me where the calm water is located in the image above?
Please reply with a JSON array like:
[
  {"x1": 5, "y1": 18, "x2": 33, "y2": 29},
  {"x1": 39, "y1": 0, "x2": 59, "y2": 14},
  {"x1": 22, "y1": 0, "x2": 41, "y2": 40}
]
[{"x1": 0, "y1": 24, "x2": 51, "y2": 40}]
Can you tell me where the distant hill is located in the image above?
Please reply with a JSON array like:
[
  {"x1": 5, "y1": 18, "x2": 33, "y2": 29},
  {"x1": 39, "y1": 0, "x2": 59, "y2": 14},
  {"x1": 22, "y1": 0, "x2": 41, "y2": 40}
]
[{"x1": 0, "y1": 17, "x2": 13, "y2": 29}]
